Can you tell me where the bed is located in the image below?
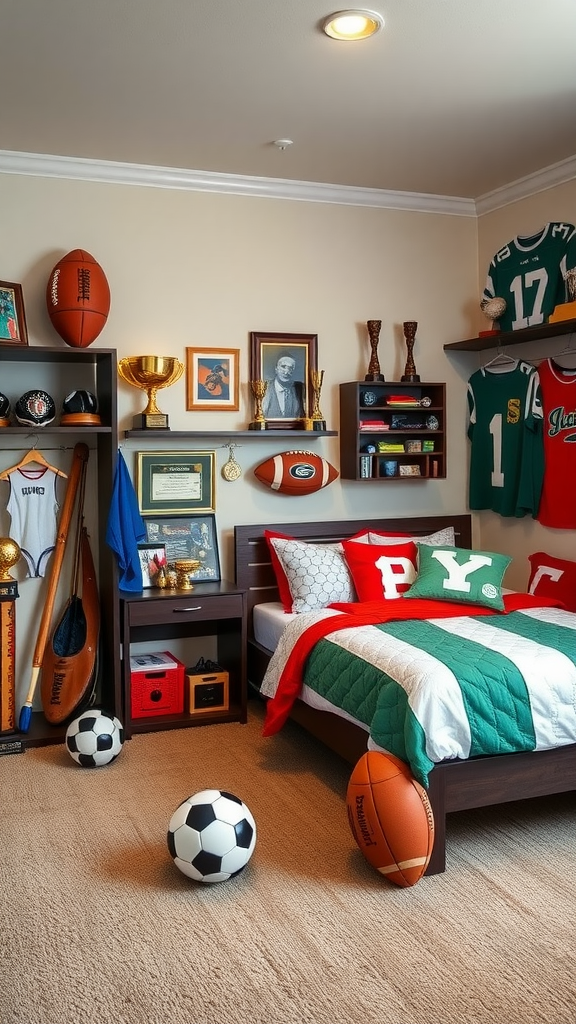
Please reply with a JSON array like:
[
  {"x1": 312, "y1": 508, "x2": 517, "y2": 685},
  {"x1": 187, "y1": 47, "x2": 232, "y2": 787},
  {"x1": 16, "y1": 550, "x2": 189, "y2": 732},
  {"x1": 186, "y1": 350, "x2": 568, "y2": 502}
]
[{"x1": 234, "y1": 514, "x2": 576, "y2": 875}]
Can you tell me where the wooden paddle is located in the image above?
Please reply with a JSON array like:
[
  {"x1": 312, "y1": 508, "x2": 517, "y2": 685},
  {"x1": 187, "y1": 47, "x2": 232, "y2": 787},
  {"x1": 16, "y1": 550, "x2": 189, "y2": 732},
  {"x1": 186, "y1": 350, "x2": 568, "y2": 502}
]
[{"x1": 18, "y1": 443, "x2": 90, "y2": 733}]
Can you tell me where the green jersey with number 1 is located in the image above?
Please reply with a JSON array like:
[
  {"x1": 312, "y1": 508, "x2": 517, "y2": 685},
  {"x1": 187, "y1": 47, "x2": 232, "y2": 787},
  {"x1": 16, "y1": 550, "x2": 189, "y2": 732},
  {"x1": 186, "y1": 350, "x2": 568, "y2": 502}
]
[{"x1": 467, "y1": 360, "x2": 544, "y2": 517}]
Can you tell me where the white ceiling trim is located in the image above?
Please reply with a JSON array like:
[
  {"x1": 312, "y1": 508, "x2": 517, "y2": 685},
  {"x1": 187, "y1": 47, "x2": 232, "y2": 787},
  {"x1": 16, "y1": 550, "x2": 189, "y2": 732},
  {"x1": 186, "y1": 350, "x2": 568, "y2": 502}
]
[
  {"x1": 476, "y1": 155, "x2": 576, "y2": 216},
  {"x1": 0, "y1": 149, "x2": 574, "y2": 218},
  {"x1": 0, "y1": 149, "x2": 475, "y2": 216}
]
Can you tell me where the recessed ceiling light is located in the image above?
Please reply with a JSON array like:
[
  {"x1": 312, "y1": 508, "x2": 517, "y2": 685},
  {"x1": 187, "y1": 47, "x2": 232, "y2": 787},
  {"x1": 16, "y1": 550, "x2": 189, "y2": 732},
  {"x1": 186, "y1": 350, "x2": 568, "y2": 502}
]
[{"x1": 322, "y1": 9, "x2": 384, "y2": 40}]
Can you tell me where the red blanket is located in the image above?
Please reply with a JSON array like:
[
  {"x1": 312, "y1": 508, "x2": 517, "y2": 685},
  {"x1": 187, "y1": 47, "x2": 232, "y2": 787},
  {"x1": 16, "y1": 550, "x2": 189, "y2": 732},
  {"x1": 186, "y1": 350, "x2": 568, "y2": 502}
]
[{"x1": 262, "y1": 593, "x2": 560, "y2": 736}]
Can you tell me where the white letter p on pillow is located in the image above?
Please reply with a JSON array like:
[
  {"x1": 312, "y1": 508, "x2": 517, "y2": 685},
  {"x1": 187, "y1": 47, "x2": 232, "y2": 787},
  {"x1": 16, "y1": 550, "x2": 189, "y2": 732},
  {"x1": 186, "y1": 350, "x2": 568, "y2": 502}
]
[{"x1": 375, "y1": 555, "x2": 416, "y2": 599}]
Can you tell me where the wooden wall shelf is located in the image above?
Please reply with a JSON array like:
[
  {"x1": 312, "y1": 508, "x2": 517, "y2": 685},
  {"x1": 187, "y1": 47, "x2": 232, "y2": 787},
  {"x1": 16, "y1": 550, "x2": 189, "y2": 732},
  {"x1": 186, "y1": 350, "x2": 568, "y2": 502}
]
[
  {"x1": 444, "y1": 317, "x2": 576, "y2": 352},
  {"x1": 124, "y1": 429, "x2": 338, "y2": 439}
]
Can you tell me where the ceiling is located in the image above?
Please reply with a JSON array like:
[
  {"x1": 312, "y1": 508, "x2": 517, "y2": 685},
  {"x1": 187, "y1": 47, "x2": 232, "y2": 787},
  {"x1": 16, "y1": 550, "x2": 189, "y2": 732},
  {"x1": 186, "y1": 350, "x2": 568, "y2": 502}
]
[{"x1": 3, "y1": 0, "x2": 576, "y2": 200}]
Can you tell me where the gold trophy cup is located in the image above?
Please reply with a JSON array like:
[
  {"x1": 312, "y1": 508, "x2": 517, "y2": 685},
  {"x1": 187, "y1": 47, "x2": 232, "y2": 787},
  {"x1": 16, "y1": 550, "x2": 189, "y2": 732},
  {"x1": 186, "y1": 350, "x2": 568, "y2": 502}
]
[
  {"x1": 117, "y1": 355, "x2": 184, "y2": 429},
  {"x1": 249, "y1": 379, "x2": 268, "y2": 430}
]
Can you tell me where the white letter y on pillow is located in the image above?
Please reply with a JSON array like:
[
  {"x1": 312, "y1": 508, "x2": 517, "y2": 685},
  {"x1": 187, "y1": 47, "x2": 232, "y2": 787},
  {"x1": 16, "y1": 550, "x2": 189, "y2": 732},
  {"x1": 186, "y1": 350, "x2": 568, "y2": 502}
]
[{"x1": 431, "y1": 551, "x2": 492, "y2": 594}]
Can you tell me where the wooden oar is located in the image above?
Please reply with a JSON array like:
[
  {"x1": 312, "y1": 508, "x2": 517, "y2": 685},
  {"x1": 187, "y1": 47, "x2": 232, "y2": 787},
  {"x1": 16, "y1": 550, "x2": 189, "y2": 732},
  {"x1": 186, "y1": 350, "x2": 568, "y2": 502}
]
[{"x1": 18, "y1": 443, "x2": 90, "y2": 733}]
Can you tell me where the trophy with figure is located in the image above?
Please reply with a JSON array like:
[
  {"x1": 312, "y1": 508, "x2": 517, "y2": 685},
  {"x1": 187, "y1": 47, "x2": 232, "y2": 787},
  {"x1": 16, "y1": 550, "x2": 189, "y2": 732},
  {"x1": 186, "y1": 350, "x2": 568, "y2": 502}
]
[{"x1": 249, "y1": 379, "x2": 268, "y2": 430}]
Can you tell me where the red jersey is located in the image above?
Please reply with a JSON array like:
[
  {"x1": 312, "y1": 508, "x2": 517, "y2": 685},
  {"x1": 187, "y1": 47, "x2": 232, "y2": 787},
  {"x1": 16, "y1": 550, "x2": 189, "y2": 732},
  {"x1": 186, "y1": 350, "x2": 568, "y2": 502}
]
[{"x1": 537, "y1": 358, "x2": 576, "y2": 529}]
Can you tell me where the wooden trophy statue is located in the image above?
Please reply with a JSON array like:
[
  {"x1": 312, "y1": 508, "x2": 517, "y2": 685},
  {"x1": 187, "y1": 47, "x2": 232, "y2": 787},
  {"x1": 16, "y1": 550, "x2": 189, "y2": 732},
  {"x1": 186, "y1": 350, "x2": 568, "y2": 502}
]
[
  {"x1": 401, "y1": 321, "x2": 421, "y2": 383},
  {"x1": 365, "y1": 321, "x2": 385, "y2": 382}
]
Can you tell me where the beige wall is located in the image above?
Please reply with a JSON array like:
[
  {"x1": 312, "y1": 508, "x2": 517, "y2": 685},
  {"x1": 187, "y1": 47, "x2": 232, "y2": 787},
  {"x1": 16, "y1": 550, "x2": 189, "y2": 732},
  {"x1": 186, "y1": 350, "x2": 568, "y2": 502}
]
[
  {"x1": 475, "y1": 179, "x2": 576, "y2": 587},
  {"x1": 1, "y1": 167, "x2": 574, "y2": 611},
  {"x1": 1, "y1": 172, "x2": 478, "y2": 589}
]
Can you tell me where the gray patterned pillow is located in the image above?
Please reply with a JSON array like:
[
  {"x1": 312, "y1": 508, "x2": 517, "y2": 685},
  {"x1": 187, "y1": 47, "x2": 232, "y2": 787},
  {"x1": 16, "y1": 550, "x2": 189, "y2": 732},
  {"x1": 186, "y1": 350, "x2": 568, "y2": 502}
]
[{"x1": 269, "y1": 537, "x2": 356, "y2": 613}]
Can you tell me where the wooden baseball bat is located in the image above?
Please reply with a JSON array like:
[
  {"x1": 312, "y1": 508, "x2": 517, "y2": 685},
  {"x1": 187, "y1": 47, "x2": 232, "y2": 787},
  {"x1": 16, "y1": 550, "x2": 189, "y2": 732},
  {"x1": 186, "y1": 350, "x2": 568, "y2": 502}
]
[{"x1": 19, "y1": 443, "x2": 90, "y2": 733}]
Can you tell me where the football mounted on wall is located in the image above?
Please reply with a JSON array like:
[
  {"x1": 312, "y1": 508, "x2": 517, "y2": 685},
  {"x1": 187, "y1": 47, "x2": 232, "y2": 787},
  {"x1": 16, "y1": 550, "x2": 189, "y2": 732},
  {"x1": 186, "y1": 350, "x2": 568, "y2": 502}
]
[
  {"x1": 254, "y1": 450, "x2": 339, "y2": 495},
  {"x1": 46, "y1": 249, "x2": 110, "y2": 348}
]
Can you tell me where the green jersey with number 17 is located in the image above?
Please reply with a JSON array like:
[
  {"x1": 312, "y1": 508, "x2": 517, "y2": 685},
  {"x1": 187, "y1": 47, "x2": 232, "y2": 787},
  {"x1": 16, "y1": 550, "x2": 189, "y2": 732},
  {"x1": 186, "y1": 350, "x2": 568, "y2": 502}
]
[
  {"x1": 467, "y1": 360, "x2": 544, "y2": 517},
  {"x1": 482, "y1": 222, "x2": 576, "y2": 332}
]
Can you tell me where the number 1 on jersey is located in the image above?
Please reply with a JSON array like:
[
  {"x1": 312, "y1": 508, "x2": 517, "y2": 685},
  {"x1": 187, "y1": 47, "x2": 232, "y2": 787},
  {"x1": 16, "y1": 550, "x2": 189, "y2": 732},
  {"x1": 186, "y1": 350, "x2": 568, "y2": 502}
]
[{"x1": 489, "y1": 413, "x2": 504, "y2": 488}]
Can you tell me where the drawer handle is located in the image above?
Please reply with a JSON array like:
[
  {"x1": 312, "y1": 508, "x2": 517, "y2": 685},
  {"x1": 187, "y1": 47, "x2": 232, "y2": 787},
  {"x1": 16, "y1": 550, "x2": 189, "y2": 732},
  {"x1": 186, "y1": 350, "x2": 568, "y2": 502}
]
[{"x1": 173, "y1": 606, "x2": 203, "y2": 613}]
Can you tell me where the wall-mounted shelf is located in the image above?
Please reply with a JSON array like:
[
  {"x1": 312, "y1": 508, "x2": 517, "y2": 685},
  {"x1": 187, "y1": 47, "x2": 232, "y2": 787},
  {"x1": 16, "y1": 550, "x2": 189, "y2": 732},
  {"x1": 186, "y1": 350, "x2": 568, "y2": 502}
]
[
  {"x1": 124, "y1": 429, "x2": 338, "y2": 439},
  {"x1": 444, "y1": 317, "x2": 576, "y2": 352},
  {"x1": 339, "y1": 381, "x2": 446, "y2": 481}
]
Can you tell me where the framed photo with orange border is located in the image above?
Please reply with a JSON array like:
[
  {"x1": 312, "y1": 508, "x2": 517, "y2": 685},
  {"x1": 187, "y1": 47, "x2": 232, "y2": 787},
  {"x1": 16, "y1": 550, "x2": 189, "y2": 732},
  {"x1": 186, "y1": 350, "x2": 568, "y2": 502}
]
[
  {"x1": 186, "y1": 347, "x2": 240, "y2": 411},
  {"x1": 0, "y1": 281, "x2": 28, "y2": 347}
]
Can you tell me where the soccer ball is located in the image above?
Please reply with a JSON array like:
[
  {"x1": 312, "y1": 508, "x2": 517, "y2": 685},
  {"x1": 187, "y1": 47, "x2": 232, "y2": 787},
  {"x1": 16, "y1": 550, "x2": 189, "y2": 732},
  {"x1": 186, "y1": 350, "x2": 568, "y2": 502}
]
[
  {"x1": 65, "y1": 709, "x2": 124, "y2": 768},
  {"x1": 167, "y1": 789, "x2": 256, "y2": 883}
]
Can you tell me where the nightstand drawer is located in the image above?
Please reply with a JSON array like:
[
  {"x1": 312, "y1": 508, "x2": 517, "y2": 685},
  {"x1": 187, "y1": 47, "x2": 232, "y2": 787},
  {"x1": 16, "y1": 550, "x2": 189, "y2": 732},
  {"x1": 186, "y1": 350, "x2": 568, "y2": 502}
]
[{"x1": 127, "y1": 593, "x2": 244, "y2": 627}]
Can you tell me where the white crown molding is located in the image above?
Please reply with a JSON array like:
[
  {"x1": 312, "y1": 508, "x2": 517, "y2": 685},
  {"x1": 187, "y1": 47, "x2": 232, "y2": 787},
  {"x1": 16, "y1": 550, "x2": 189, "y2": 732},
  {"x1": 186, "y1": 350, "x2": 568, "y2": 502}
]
[
  {"x1": 1, "y1": 149, "x2": 574, "y2": 217},
  {"x1": 475, "y1": 155, "x2": 576, "y2": 216},
  {"x1": 0, "y1": 149, "x2": 475, "y2": 217}
]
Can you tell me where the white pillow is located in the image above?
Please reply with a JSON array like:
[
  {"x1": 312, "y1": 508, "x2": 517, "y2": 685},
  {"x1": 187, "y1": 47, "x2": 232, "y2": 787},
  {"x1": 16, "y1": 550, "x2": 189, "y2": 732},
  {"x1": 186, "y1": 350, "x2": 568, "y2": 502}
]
[
  {"x1": 269, "y1": 537, "x2": 356, "y2": 613},
  {"x1": 366, "y1": 527, "x2": 456, "y2": 547}
]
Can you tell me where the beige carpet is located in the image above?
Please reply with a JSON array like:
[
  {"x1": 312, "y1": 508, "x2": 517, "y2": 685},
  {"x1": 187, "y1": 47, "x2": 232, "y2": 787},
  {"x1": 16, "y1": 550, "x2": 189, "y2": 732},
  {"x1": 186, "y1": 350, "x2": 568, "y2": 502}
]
[{"x1": 1, "y1": 701, "x2": 575, "y2": 1024}]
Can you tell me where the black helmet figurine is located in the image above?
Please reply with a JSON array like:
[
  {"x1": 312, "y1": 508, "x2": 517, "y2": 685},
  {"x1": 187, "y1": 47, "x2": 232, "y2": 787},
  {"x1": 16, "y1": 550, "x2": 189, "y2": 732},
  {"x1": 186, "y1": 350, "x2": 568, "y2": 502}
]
[
  {"x1": 0, "y1": 392, "x2": 11, "y2": 425},
  {"x1": 15, "y1": 390, "x2": 56, "y2": 427},
  {"x1": 61, "y1": 389, "x2": 100, "y2": 425}
]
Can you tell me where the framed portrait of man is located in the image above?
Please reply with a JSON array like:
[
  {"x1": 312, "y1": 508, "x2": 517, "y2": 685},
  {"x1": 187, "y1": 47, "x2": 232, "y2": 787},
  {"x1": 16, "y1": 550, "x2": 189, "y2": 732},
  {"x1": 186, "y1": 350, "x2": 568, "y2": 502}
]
[{"x1": 250, "y1": 332, "x2": 318, "y2": 429}]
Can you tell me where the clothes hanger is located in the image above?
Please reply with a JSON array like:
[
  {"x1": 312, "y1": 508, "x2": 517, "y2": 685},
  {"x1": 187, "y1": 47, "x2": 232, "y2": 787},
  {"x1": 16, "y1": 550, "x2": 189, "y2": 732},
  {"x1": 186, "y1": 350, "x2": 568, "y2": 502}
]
[
  {"x1": 482, "y1": 347, "x2": 517, "y2": 370},
  {"x1": 550, "y1": 333, "x2": 576, "y2": 371},
  {"x1": 0, "y1": 437, "x2": 68, "y2": 481}
]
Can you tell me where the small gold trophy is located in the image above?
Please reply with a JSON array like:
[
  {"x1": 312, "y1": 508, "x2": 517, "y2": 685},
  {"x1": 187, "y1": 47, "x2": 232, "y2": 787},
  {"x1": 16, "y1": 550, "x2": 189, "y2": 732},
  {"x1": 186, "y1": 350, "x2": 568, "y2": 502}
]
[
  {"x1": 401, "y1": 321, "x2": 421, "y2": 383},
  {"x1": 365, "y1": 320, "x2": 385, "y2": 382},
  {"x1": 311, "y1": 369, "x2": 326, "y2": 431},
  {"x1": 249, "y1": 379, "x2": 268, "y2": 430},
  {"x1": 117, "y1": 355, "x2": 184, "y2": 429}
]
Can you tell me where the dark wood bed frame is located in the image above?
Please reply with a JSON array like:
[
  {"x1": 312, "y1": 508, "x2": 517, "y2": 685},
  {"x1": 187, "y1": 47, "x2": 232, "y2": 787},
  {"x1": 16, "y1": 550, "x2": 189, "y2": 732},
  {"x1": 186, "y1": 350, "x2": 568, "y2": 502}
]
[{"x1": 234, "y1": 514, "x2": 576, "y2": 874}]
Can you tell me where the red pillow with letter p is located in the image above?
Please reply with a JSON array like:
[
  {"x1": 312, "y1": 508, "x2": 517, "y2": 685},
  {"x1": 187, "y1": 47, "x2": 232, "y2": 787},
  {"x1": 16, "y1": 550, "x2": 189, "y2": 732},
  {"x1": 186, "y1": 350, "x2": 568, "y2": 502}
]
[
  {"x1": 342, "y1": 539, "x2": 418, "y2": 601},
  {"x1": 527, "y1": 551, "x2": 576, "y2": 611}
]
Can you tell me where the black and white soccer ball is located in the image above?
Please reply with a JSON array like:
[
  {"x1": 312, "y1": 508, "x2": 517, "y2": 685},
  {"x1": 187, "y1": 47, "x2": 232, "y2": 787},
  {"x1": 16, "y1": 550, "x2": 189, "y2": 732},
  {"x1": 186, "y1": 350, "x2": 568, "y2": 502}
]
[
  {"x1": 167, "y1": 789, "x2": 256, "y2": 883},
  {"x1": 65, "y1": 709, "x2": 124, "y2": 768}
]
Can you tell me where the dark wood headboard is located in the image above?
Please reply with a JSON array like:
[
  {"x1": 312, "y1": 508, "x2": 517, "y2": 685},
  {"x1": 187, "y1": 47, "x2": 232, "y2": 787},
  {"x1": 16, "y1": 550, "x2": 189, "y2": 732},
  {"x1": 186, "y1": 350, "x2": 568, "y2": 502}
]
[{"x1": 234, "y1": 514, "x2": 472, "y2": 632}]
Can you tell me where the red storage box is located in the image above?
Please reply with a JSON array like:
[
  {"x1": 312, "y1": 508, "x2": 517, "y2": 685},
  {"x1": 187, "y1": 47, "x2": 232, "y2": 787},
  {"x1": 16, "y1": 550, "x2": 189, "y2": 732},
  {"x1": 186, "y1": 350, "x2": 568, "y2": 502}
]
[{"x1": 130, "y1": 651, "x2": 185, "y2": 718}]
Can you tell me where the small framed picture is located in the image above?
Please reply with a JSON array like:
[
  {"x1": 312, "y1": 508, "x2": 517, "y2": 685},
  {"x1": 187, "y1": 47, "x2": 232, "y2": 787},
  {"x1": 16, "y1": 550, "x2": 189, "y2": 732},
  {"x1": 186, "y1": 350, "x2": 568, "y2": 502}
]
[
  {"x1": 137, "y1": 544, "x2": 167, "y2": 588},
  {"x1": 0, "y1": 282, "x2": 28, "y2": 347},
  {"x1": 137, "y1": 451, "x2": 215, "y2": 515},
  {"x1": 186, "y1": 348, "x2": 240, "y2": 411},
  {"x1": 144, "y1": 513, "x2": 221, "y2": 582}
]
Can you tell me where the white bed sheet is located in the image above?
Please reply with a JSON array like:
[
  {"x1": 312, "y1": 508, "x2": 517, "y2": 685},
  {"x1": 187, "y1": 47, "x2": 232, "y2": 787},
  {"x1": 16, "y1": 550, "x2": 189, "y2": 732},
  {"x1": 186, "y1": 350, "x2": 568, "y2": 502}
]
[{"x1": 253, "y1": 601, "x2": 372, "y2": 740}]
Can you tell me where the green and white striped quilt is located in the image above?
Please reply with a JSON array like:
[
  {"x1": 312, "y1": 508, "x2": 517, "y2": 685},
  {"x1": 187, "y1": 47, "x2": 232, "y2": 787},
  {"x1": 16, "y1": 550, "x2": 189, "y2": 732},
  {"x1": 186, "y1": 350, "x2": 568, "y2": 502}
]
[{"x1": 261, "y1": 603, "x2": 576, "y2": 786}]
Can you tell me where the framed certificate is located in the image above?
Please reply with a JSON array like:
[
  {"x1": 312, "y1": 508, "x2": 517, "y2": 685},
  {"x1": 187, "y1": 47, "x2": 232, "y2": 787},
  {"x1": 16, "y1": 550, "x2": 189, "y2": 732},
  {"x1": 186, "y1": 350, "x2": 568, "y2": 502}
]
[{"x1": 137, "y1": 451, "x2": 215, "y2": 514}]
